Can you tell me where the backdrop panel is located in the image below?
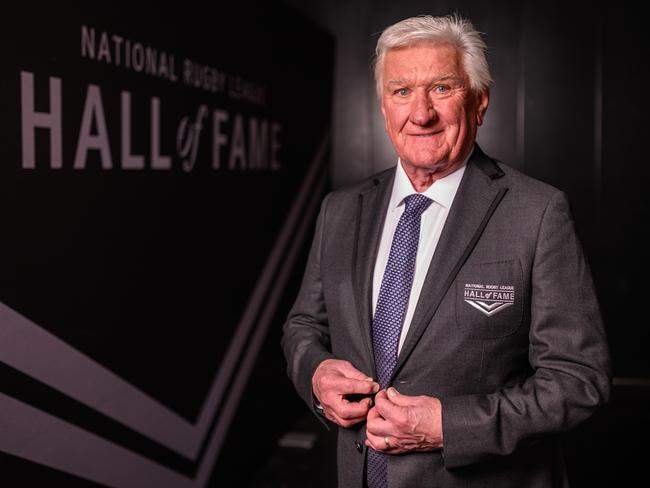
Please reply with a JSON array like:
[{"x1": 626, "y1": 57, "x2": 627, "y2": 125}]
[{"x1": 0, "y1": 2, "x2": 333, "y2": 486}]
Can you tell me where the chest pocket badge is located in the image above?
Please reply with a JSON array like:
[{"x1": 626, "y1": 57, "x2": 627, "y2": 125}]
[
  {"x1": 455, "y1": 259, "x2": 523, "y2": 338},
  {"x1": 463, "y1": 284, "x2": 514, "y2": 316}
]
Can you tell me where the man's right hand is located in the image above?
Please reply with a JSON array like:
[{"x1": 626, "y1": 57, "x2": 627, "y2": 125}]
[{"x1": 312, "y1": 359, "x2": 380, "y2": 428}]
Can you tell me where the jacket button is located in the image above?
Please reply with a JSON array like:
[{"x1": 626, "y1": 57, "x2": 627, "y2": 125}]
[{"x1": 355, "y1": 441, "x2": 363, "y2": 453}]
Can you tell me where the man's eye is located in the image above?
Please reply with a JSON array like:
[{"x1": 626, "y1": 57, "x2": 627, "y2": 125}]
[
  {"x1": 434, "y1": 85, "x2": 450, "y2": 93},
  {"x1": 395, "y1": 88, "x2": 410, "y2": 97}
]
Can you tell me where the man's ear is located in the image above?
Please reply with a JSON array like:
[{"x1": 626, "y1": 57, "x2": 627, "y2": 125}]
[{"x1": 476, "y1": 88, "x2": 490, "y2": 126}]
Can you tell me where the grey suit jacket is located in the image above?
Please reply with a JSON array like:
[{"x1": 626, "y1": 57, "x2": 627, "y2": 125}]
[{"x1": 281, "y1": 147, "x2": 611, "y2": 487}]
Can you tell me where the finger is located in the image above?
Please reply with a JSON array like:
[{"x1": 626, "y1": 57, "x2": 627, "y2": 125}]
[
  {"x1": 336, "y1": 397, "x2": 373, "y2": 419},
  {"x1": 365, "y1": 430, "x2": 388, "y2": 452},
  {"x1": 328, "y1": 396, "x2": 373, "y2": 422},
  {"x1": 367, "y1": 405, "x2": 382, "y2": 421},
  {"x1": 374, "y1": 388, "x2": 389, "y2": 402},
  {"x1": 374, "y1": 388, "x2": 395, "y2": 412},
  {"x1": 365, "y1": 437, "x2": 379, "y2": 451},
  {"x1": 385, "y1": 387, "x2": 415, "y2": 406},
  {"x1": 365, "y1": 431, "x2": 405, "y2": 454},
  {"x1": 323, "y1": 376, "x2": 380, "y2": 395},
  {"x1": 374, "y1": 390, "x2": 407, "y2": 424},
  {"x1": 338, "y1": 361, "x2": 375, "y2": 381},
  {"x1": 365, "y1": 406, "x2": 393, "y2": 438},
  {"x1": 326, "y1": 408, "x2": 366, "y2": 428},
  {"x1": 345, "y1": 396, "x2": 374, "y2": 411},
  {"x1": 362, "y1": 396, "x2": 374, "y2": 410},
  {"x1": 366, "y1": 418, "x2": 393, "y2": 438},
  {"x1": 313, "y1": 360, "x2": 367, "y2": 388}
]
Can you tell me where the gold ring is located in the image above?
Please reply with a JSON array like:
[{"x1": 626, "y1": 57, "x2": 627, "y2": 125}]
[{"x1": 384, "y1": 436, "x2": 390, "y2": 449}]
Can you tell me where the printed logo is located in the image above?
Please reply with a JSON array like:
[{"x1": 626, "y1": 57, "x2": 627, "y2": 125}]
[{"x1": 464, "y1": 283, "x2": 515, "y2": 316}]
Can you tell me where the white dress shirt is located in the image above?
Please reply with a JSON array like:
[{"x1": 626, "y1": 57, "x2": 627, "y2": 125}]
[{"x1": 372, "y1": 155, "x2": 468, "y2": 354}]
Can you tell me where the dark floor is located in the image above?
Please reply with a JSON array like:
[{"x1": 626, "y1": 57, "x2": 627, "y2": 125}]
[
  {"x1": 250, "y1": 384, "x2": 650, "y2": 488},
  {"x1": 246, "y1": 412, "x2": 337, "y2": 488}
]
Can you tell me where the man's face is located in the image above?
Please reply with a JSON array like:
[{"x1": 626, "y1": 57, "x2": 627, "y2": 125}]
[{"x1": 380, "y1": 42, "x2": 489, "y2": 176}]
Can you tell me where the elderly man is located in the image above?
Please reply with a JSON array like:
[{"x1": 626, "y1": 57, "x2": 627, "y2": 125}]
[{"x1": 281, "y1": 14, "x2": 610, "y2": 488}]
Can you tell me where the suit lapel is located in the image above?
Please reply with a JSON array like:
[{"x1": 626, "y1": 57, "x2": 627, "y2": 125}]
[
  {"x1": 351, "y1": 170, "x2": 394, "y2": 376},
  {"x1": 393, "y1": 150, "x2": 508, "y2": 378}
]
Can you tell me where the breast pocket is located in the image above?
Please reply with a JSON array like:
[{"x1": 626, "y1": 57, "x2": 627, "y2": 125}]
[{"x1": 455, "y1": 259, "x2": 524, "y2": 339}]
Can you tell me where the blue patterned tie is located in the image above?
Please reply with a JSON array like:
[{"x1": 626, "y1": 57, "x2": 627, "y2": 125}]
[{"x1": 367, "y1": 193, "x2": 432, "y2": 488}]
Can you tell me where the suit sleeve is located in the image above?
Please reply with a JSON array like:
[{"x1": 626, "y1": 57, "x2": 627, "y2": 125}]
[
  {"x1": 440, "y1": 190, "x2": 611, "y2": 468},
  {"x1": 281, "y1": 193, "x2": 336, "y2": 417}
]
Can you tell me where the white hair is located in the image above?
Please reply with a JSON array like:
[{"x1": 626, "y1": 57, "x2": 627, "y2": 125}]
[{"x1": 373, "y1": 14, "x2": 492, "y2": 97}]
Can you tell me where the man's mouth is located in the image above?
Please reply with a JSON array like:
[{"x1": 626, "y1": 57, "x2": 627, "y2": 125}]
[{"x1": 408, "y1": 130, "x2": 442, "y2": 138}]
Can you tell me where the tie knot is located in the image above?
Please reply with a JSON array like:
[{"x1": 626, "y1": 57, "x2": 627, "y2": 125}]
[{"x1": 403, "y1": 193, "x2": 432, "y2": 216}]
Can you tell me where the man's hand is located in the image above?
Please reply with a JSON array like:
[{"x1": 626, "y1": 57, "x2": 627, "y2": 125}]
[
  {"x1": 312, "y1": 359, "x2": 380, "y2": 428},
  {"x1": 365, "y1": 387, "x2": 443, "y2": 453}
]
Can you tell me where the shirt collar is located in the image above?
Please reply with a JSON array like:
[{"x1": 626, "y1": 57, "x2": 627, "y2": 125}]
[{"x1": 389, "y1": 147, "x2": 472, "y2": 211}]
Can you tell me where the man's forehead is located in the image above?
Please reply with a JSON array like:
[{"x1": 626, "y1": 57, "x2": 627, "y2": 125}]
[
  {"x1": 385, "y1": 44, "x2": 460, "y2": 67},
  {"x1": 386, "y1": 73, "x2": 463, "y2": 85},
  {"x1": 383, "y1": 44, "x2": 465, "y2": 78}
]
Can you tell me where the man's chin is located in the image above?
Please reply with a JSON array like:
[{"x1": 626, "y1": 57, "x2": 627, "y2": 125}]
[{"x1": 401, "y1": 158, "x2": 451, "y2": 174}]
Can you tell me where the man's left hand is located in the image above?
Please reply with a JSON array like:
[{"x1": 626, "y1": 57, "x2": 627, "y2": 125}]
[{"x1": 365, "y1": 387, "x2": 443, "y2": 454}]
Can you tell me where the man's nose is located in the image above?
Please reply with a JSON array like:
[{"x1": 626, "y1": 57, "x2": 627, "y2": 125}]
[{"x1": 409, "y1": 92, "x2": 436, "y2": 126}]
